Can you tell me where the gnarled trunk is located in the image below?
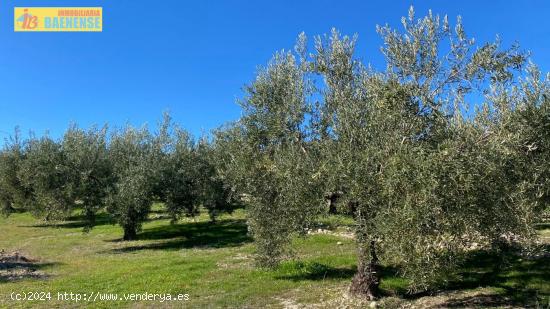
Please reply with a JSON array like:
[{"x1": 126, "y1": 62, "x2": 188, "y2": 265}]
[
  {"x1": 328, "y1": 193, "x2": 338, "y2": 214},
  {"x1": 350, "y1": 239, "x2": 380, "y2": 300},
  {"x1": 1, "y1": 200, "x2": 16, "y2": 214},
  {"x1": 84, "y1": 208, "x2": 96, "y2": 231},
  {"x1": 123, "y1": 224, "x2": 137, "y2": 241}
]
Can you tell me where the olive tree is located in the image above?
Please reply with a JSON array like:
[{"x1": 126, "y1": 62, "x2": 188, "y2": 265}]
[
  {"x1": 160, "y1": 128, "x2": 202, "y2": 221},
  {"x1": 507, "y1": 65, "x2": 550, "y2": 221},
  {"x1": 225, "y1": 47, "x2": 324, "y2": 267},
  {"x1": 106, "y1": 126, "x2": 155, "y2": 240},
  {"x1": 194, "y1": 138, "x2": 240, "y2": 222},
  {"x1": 17, "y1": 134, "x2": 72, "y2": 220},
  {"x1": 227, "y1": 7, "x2": 543, "y2": 299},
  {"x1": 313, "y1": 8, "x2": 534, "y2": 297},
  {"x1": 0, "y1": 128, "x2": 32, "y2": 216},
  {"x1": 62, "y1": 124, "x2": 114, "y2": 230},
  {"x1": 150, "y1": 115, "x2": 238, "y2": 224}
]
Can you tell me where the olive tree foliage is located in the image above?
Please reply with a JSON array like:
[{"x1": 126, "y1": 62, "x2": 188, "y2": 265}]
[
  {"x1": 312, "y1": 7, "x2": 539, "y2": 296},
  {"x1": 17, "y1": 134, "x2": 72, "y2": 220},
  {"x1": 504, "y1": 65, "x2": 550, "y2": 220},
  {"x1": 220, "y1": 48, "x2": 325, "y2": 267},
  {"x1": 160, "y1": 127, "x2": 201, "y2": 221},
  {"x1": 438, "y1": 65, "x2": 549, "y2": 253},
  {"x1": 106, "y1": 125, "x2": 155, "y2": 241},
  {"x1": 1, "y1": 111, "x2": 238, "y2": 238},
  {"x1": 0, "y1": 128, "x2": 32, "y2": 216},
  {"x1": 1, "y1": 126, "x2": 114, "y2": 227},
  {"x1": 194, "y1": 138, "x2": 240, "y2": 222},
  {"x1": 152, "y1": 114, "x2": 238, "y2": 224},
  {"x1": 104, "y1": 114, "x2": 237, "y2": 240},
  {"x1": 62, "y1": 125, "x2": 114, "y2": 230}
]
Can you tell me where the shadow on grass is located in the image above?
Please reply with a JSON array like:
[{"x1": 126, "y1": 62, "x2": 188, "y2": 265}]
[
  {"x1": 275, "y1": 261, "x2": 356, "y2": 281},
  {"x1": 535, "y1": 222, "x2": 550, "y2": 230},
  {"x1": 24, "y1": 210, "x2": 173, "y2": 230},
  {"x1": 5, "y1": 207, "x2": 26, "y2": 214},
  {"x1": 323, "y1": 245, "x2": 549, "y2": 307},
  {"x1": 273, "y1": 259, "x2": 413, "y2": 297},
  {"x1": 107, "y1": 219, "x2": 252, "y2": 252},
  {"x1": 24, "y1": 212, "x2": 114, "y2": 229},
  {"x1": 0, "y1": 260, "x2": 60, "y2": 283},
  {"x1": 437, "y1": 245, "x2": 550, "y2": 307}
]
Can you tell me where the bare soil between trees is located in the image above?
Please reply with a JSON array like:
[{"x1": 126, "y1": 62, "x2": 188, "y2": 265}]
[{"x1": 0, "y1": 251, "x2": 48, "y2": 282}]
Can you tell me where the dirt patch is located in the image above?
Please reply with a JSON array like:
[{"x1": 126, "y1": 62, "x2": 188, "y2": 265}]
[
  {"x1": 306, "y1": 228, "x2": 355, "y2": 239},
  {"x1": 316, "y1": 287, "x2": 374, "y2": 309},
  {"x1": 0, "y1": 250, "x2": 48, "y2": 282},
  {"x1": 274, "y1": 285, "x2": 372, "y2": 309},
  {"x1": 216, "y1": 252, "x2": 254, "y2": 270},
  {"x1": 371, "y1": 288, "x2": 528, "y2": 309},
  {"x1": 276, "y1": 297, "x2": 301, "y2": 309},
  {"x1": 275, "y1": 284, "x2": 534, "y2": 308}
]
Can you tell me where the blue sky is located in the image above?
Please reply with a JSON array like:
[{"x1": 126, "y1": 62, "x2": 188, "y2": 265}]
[{"x1": 1, "y1": 0, "x2": 549, "y2": 140}]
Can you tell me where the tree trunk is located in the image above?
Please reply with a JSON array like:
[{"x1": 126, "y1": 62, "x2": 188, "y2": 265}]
[
  {"x1": 328, "y1": 193, "x2": 338, "y2": 214},
  {"x1": 209, "y1": 209, "x2": 218, "y2": 223},
  {"x1": 84, "y1": 208, "x2": 96, "y2": 230},
  {"x1": 1, "y1": 201, "x2": 16, "y2": 214},
  {"x1": 123, "y1": 225, "x2": 137, "y2": 241},
  {"x1": 348, "y1": 201, "x2": 358, "y2": 217},
  {"x1": 350, "y1": 240, "x2": 380, "y2": 300}
]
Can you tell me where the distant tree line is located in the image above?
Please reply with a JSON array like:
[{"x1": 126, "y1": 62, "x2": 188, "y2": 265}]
[
  {"x1": 0, "y1": 114, "x2": 239, "y2": 240},
  {"x1": 1, "y1": 7, "x2": 549, "y2": 300}
]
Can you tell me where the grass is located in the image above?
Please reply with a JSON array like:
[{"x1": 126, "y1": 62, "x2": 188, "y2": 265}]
[{"x1": 0, "y1": 206, "x2": 548, "y2": 308}]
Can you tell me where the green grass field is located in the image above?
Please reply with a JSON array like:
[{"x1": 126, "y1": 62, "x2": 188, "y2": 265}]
[{"x1": 0, "y1": 206, "x2": 548, "y2": 308}]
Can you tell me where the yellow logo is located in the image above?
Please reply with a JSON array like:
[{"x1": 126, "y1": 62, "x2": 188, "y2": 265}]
[{"x1": 14, "y1": 7, "x2": 102, "y2": 32}]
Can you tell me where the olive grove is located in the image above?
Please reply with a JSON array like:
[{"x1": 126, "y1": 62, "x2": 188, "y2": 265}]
[
  {"x1": 0, "y1": 120, "x2": 237, "y2": 240},
  {"x1": 0, "y1": 6, "x2": 548, "y2": 301}
]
